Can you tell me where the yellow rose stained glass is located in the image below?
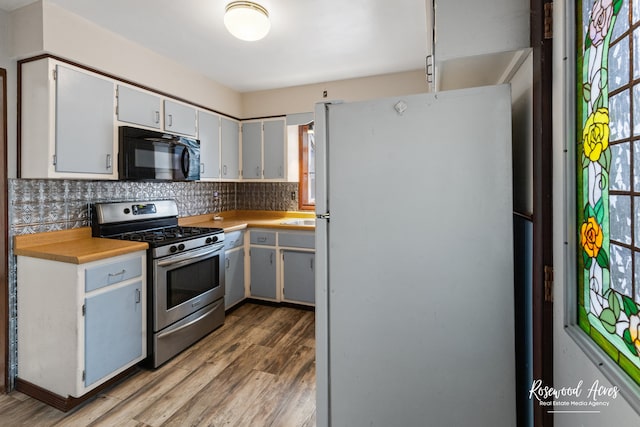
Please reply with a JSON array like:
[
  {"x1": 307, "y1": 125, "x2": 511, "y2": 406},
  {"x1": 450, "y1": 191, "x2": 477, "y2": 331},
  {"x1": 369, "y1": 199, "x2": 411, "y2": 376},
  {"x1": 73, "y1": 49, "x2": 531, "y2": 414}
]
[
  {"x1": 577, "y1": 0, "x2": 640, "y2": 385},
  {"x1": 582, "y1": 108, "x2": 610, "y2": 162}
]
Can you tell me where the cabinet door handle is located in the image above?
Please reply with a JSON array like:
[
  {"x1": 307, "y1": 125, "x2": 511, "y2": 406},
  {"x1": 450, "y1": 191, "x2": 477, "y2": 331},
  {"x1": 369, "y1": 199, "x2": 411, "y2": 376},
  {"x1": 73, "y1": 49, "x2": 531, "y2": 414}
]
[
  {"x1": 256, "y1": 166, "x2": 260, "y2": 177},
  {"x1": 223, "y1": 165, "x2": 227, "y2": 176},
  {"x1": 270, "y1": 252, "x2": 274, "y2": 264},
  {"x1": 310, "y1": 258, "x2": 314, "y2": 270},
  {"x1": 258, "y1": 237, "x2": 267, "y2": 243},
  {"x1": 108, "y1": 269, "x2": 125, "y2": 277},
  {"x1": 106, "y1": 154, "x2": 112, "y2": 170},
  {"x1": 426, "y1": 55, "x2": 434, "y2": 84},
  {"x1": 200, "y1": 163, "x2": 204, "y2": 173},
  {"x1": 279, "y1": 166, "x2": 283, "y2": 177},
  {"x1": 155, "y1": 111, "x2": 160, "y2": 124},
  {"x1": 135, "y1": 288, "x2": 141, "y2": 303},
  {"x1": 226, "y1": 258, "x2": 230, "y2": 269},
  {"x1": 168, "y1": 114, "x2": 173, "y2": 127}
]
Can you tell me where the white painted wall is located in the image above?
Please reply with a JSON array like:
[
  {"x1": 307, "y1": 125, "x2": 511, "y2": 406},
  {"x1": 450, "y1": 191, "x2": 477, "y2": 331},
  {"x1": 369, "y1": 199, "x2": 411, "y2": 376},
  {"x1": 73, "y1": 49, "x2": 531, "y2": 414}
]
[
  {"x1": 10, "y1": 1, "x2": 42, "y2": 58},
  {"x1": 242, "y1": 70, "x2": 429, "y2": 118},
  {"x1": 554, "y1": 1, "x2": 640, "y2": 424},
  {"x1": 11, "y1": 1, "x2": 243, "y2": 118}
]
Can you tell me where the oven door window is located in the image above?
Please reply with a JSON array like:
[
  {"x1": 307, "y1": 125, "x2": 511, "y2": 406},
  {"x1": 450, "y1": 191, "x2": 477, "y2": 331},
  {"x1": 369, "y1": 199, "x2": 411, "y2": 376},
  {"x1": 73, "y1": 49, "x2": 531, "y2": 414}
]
[{"x1": 166, "y1": 254, "x2": 220, "y2": 309}]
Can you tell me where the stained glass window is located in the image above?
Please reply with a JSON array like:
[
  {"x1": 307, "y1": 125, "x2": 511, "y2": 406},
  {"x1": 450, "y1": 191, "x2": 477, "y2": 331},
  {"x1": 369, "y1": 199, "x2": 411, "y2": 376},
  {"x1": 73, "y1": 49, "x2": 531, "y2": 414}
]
[{"x1": 578, "y1": 0, "x2": 640, "y2": 385}]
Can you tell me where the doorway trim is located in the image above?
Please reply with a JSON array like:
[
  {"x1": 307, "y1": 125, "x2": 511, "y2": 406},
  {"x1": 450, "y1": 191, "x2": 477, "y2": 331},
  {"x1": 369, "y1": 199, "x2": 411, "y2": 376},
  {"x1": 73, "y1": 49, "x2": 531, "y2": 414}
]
[
  {"x1": 530, "y1": 0, "x2": 554, "y2": 426},
  {"x1": 1, "y1": 67, "x2": 8, "y2": 393}
]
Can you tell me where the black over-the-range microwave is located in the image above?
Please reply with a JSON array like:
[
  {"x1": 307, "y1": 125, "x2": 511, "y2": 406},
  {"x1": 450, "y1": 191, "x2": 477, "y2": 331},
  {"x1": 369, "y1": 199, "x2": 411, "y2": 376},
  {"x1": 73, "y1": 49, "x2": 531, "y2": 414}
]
[{"x1": 118, "y1": 126, "x2": 201, "y2": 181}]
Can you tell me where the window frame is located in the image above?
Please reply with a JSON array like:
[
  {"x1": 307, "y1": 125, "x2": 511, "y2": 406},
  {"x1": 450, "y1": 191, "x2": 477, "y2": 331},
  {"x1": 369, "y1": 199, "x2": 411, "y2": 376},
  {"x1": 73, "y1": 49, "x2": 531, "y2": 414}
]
[{"x1": 298, "y1": 123, "x2": 315, "y2": 211}]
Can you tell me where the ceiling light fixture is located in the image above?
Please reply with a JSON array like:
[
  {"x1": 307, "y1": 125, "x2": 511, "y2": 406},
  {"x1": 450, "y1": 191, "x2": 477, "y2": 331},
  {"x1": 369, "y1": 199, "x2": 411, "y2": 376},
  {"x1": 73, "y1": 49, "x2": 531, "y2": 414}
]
[{"x1": 224, "y1": 1, "x2": 270, "y2": 42}]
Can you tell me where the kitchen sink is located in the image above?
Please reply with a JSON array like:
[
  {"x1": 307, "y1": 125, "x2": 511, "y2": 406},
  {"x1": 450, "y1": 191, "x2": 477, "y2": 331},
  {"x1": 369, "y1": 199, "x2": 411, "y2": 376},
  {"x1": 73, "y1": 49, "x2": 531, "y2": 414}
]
[{"x1": 280, "y1": 219, "x2": 316, "y2": 226}]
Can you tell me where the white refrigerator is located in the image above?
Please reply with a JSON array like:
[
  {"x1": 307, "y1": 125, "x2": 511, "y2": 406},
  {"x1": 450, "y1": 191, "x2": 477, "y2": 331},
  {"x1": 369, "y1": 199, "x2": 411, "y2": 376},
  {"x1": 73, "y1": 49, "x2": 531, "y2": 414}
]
[{"x1": 314, "y1": 84, "x2": 516, "y2": 427}]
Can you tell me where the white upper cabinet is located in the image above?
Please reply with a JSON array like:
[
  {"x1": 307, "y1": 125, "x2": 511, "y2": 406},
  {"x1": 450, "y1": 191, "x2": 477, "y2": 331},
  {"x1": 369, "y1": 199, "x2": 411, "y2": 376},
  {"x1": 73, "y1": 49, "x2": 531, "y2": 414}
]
[
  {"x1": 164, "y1": 100, "x2": 197, "y2": 137},
  {"x1": 117, "y1": 86, "x2": 197, "y2": 137},
  {"x1": 431, "y1": 0, "x2": 530, "y2": 91},
  {"x1": 241, "y1": 121, "x2": 262, "y2": 179},
  {"x1": 221, "y1": 117, "x2": 240, "y2": 180},
  {"x1": 198, "y1": 110, "x2": 221, "y2": 180},
  {"x1": 116, "y1": 85, "x2": 162, "y2": 129},
  {"x1": 241, "y1": 118, "x2": 286, "y2": 181},
  {"x1": 434, "y1": 0, "x2": 529, "y2": 61},
  {"x1": 263, "y1": 119, "x2": 285, "y2": 179},
  {"x1": 55, "y1": 65, "x2": 115, "y2": 175},
  {"x1": 21, "y1": 58, "x2": 117, "y2": 179}
]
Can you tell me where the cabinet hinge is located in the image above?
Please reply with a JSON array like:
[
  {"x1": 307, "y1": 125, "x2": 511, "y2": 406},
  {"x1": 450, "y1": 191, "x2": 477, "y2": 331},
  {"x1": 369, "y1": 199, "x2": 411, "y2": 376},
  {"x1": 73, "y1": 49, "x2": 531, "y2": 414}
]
[
  {"x1": 544, "y1": 2, "x2": 553, "y2": 39},
  {"x1": 82, "y1": 304, "x2": 86, "y2": 316},
  {"x1": 52, "y1": 155, "x2": 57, "y2": 166},
  {"x1": 544, "y1": 265, "x2": 554, "y2": 302},
  {"x1": 52, "y1": 69, "x2": 57, "y2": 80},
  {"x1": 82, "y1": 370, "x2": 86, "y2": 381}
]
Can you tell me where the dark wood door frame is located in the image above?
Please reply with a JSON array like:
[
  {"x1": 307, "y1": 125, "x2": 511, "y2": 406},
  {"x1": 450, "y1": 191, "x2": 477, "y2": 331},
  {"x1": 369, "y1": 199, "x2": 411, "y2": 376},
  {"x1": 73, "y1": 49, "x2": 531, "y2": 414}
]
[
  {"x1": 531, "y1": 1, "x2": 554, "y2": 426},
  {"x1": 1, "y1": 68, "x2": 8, "y2": 393}
]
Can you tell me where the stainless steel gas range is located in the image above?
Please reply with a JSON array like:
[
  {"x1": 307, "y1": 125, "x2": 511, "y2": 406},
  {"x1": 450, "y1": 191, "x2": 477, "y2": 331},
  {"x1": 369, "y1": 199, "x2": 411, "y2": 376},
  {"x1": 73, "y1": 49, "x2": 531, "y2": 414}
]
[{"x1": 91, "y1": 200, "x2": 225, "y2": 367}]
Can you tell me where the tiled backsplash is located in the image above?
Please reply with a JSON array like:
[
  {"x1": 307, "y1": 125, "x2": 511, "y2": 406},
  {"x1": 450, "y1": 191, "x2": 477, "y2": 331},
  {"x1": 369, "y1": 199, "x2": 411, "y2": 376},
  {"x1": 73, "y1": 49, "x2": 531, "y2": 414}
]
[
  {"x1": 237, "y1": 182, "x2": 300, "y2": 211},
  {"x1": 6, "y1": 178, "x2": 301, "y2": 388},
  {"x1": 9, "y1": 180, "x2": 238, "y2": 234}
]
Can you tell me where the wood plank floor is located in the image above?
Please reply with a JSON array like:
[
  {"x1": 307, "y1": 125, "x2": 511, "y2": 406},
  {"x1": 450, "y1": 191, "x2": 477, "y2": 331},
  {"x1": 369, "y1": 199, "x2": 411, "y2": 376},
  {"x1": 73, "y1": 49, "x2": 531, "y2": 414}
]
[{"x1": 0, "y1": 303, "x2": 316, "y2": 426}]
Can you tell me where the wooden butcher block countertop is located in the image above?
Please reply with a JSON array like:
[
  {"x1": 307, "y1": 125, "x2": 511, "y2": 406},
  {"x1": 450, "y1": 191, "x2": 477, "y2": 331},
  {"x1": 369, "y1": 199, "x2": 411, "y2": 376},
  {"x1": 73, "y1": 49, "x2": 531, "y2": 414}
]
[
  {"x1": 14, "y1": 227, "x2": 148, "y2": 264},
  {"x1": 13, "y1": 211, "x2": 313, "y2": 264},
  {"x1": 179, "y1": 210, "x2": 316, "y2": 232}
]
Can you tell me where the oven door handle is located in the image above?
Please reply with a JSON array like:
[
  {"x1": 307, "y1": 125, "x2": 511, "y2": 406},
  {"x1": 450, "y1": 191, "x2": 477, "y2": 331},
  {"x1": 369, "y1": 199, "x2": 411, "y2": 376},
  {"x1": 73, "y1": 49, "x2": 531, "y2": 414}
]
[
  {"x1": 156, "y1": 300, "x2": 222, "y2": 340},
  {"x1": 157, "y1": 243, "x2": 224, "y2": 268}
]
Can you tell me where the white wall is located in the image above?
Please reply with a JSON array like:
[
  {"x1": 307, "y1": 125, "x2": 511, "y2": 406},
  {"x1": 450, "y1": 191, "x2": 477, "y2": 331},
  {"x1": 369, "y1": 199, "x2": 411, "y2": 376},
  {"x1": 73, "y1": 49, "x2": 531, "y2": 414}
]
[
  {"x1": 554, "y1": 0, "x2": 640, "y2": 424},
  {"x1": 11, "y1": 1, "x2": 43, "y2": 58},
  {"x1": 242, "y1": 69, "x2": 429, "y2": 118},
  {"x1": 11, "y1": 1, "x2": 243, "y2": 118}
]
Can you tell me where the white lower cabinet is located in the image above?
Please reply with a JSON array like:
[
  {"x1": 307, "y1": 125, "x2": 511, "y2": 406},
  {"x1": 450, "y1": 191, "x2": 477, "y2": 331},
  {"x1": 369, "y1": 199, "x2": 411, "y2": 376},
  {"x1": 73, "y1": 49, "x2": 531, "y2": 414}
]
[
  {"x1": 280, "y1": 231, "x2": 315, "y2": 306},
  {"x1": 248, "y1": 229, "x2": 315, "y2": 306},
  {"x1": 224, "y1": 230, "x2": 246, "y2": 309},
  {"x1": 282, "y1": 251, "x2": 315, "y2": 305},
  {"x1": 17, "y1": 251, "x2": 146, "y2": 398},
  {"x1": 249, "y1": 246, "x2": 278, "y2": 300}
]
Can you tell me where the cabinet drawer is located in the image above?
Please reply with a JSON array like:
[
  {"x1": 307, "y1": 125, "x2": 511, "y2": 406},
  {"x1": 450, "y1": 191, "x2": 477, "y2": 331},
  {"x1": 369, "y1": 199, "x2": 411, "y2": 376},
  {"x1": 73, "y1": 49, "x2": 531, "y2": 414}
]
[
  {"x1": 279, "y1": 232, "x2": 315, "y2": 249},
  {"x1": 224, "y1": 231, "x2": 245, "y2": 250},
  {"x1": 250, "y1": 231, "x2": 276, "y2": 246},
  {"x1": 85, "y1": 257, "x2": 143, "y2": 292}
]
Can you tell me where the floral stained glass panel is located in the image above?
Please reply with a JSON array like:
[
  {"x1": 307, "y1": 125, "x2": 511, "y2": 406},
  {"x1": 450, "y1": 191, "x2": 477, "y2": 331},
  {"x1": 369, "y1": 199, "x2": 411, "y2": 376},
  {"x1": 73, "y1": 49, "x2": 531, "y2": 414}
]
[{"x1": 577, "y1": 0, "x2": 640, "y2": 385}]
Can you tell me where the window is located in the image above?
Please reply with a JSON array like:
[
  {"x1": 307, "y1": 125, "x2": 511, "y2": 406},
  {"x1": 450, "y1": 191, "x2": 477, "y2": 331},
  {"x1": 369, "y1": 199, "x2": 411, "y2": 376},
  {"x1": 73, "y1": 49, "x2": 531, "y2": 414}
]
[
  {"x1": 577, "y1": 0, "x2": 640, "y2": 385},
  {"x1": 299, "y1": 123, "x2": 315, "y2": 210}
]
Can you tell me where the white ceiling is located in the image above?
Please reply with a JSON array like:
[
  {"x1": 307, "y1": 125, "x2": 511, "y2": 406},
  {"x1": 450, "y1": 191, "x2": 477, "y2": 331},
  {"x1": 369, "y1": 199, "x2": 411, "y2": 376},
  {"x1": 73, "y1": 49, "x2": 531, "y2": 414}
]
[{"x1": 0, "y1": 0, "x2": 429, "y2": 92}]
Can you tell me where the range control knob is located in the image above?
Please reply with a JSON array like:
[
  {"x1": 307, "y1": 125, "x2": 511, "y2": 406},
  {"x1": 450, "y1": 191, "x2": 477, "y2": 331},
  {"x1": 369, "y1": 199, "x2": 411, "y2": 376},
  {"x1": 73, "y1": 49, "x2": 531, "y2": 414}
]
[
  {"x1": 178, "y1": 243, "x2": 186, "y2": 251},
  {"x1": 170, "y1": 245, "x2": 178, "y2": 253},
  {"x1": 206, "y1": 236, "x2": 218, "y2": 244}
]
